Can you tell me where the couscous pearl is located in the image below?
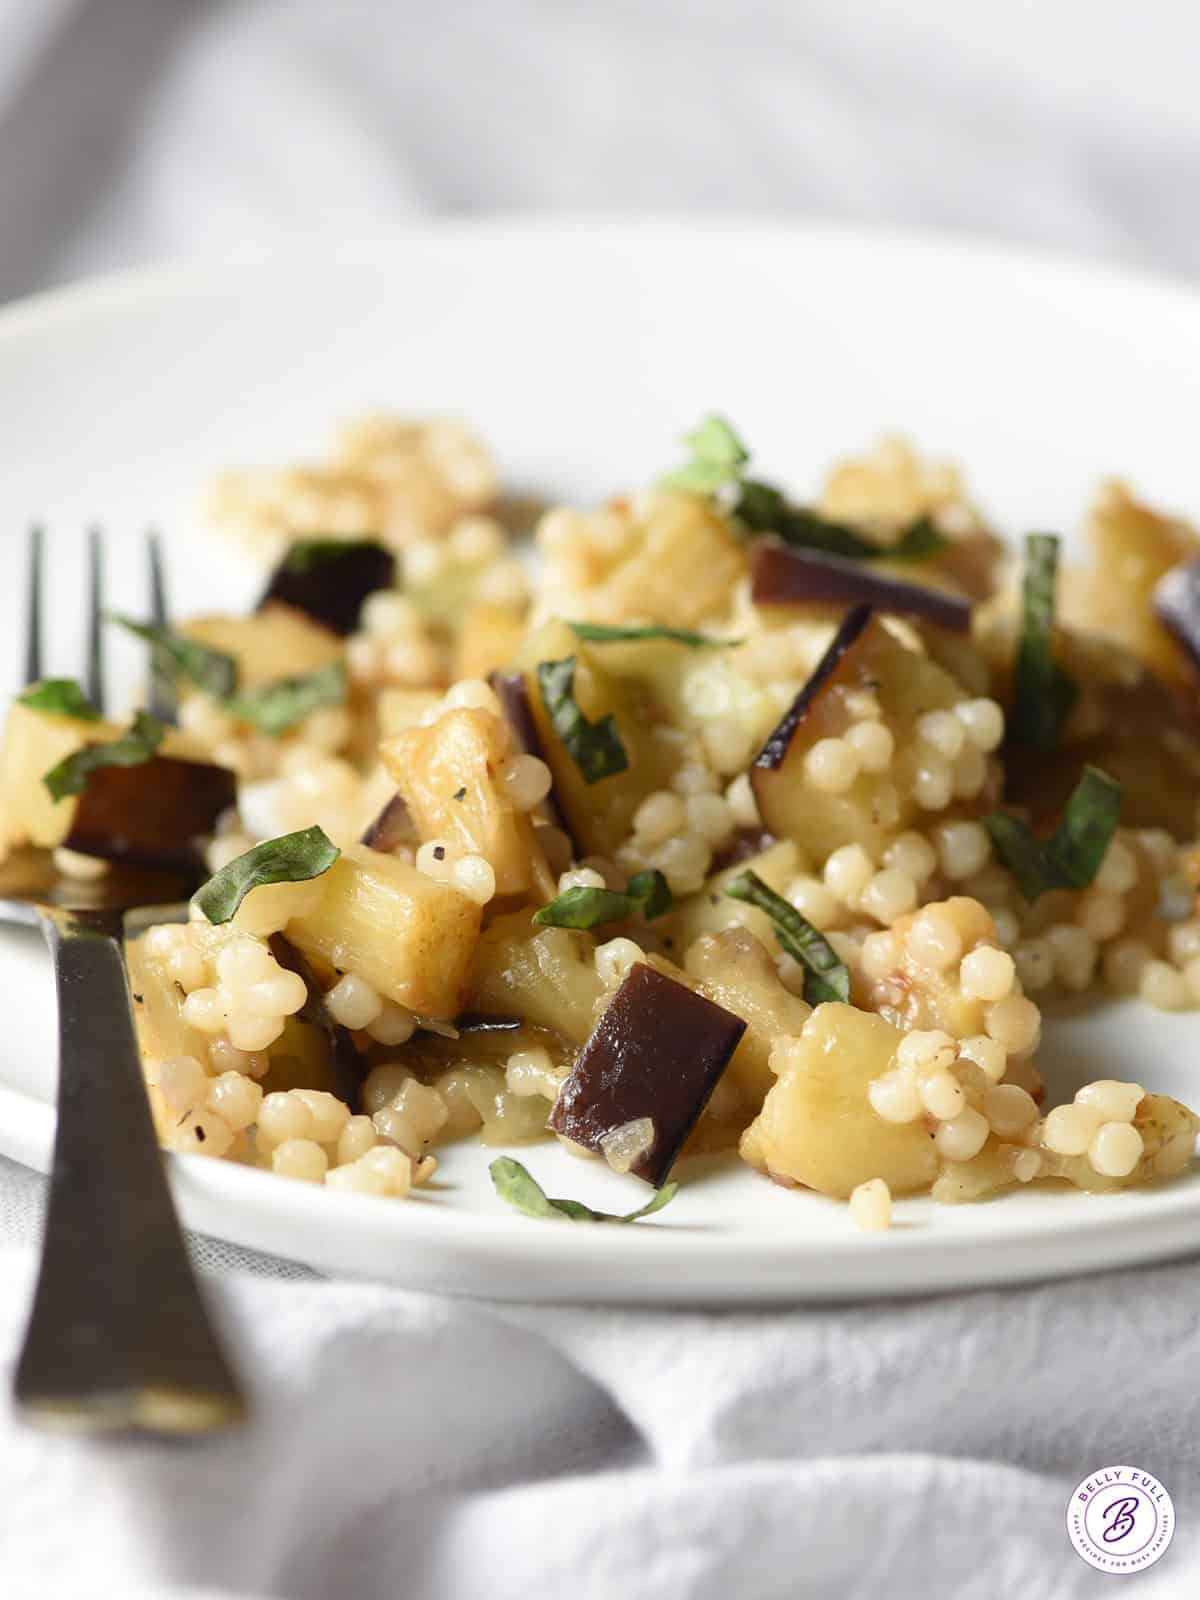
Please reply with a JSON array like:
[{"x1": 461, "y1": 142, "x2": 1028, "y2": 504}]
[
  {"x1": 258, "y1": 1092, "x2": 314, "y2": 1148},
  {"x1": 883, "y1": 832, "x2": 937, "y2": 884},
  {"x1": 205, "y1": 1071, "x2": 263, "y2": 1131},
  {"x1": 1076, "y1": 888, "x2": 1126, "y2": 942},
  {"x1": 1136, "y1": 828, "x2": 1177, "y2": 874},
  {"x1": 325, "y1": 1161, "x2": 389, "y2": 1196},
  {"x1": 849, "y1": 1178, "x2": 892, "y2": 1232},
  {"x1": 228, "y1": 1013, "x2": 283, "y2": 1053},
  {"x1": 861, "y1": 931, "x2": 902, "y2": 982},
  {"x1": 959, "y1": 946, "x2": 1016, "y2": 1002},
  {"x1": 596, "y1": 938, "x2": 644, "y2": 987},
  {"x1": 983, "y1": 1083, "x2": 1039, "y2": 1137},
  {"x1": 703, "y1": 717, "x2": 755, "y2": 775},
  {"x1": 363, "y1": 1063, "x2": 411, "y2": 1115},
  {"x1": 452, "y1": 854, "x2": 497, "y2": 904},
  {"x1": 868, "y1": 1071, "x2": 923, "y2": 1124},
  {"x1": 1045, "y1": 925, "x2": 1097, "y2": 992},
  {"x1": 672, "y1": 763, "x2": 720, "y2": 797},
  {"x1": 921, "y1": 1070, "x2": 967, "y2": 1121},
  {"x1": 898, "y1": 1029, "x2": 958, "y2": 1074},
  {"x1": 174, "y1": 1110, "x2": 234, "y2": 1158},
  {"x1": 182, "y1": 988, "x2": 227, "y2": 1034},
  {"x1": 240, "y1": 973, "x2": 307, "y2": 1017},
  {"x1": 955, "y1": 698, "x2": 1005, "y2": 752},
  {"x1": 499, "y1": 754, "x2": 553, "y2": 811},
  {"x1": 1095, "y1": 839, "x2": 1138, "y2": 896},
  {"x1": 1075, "y1": 1079, "x2": 1143, "y2": 1123},
  {"x1": 1139, "y1": 961, "x2": 1189, "y2": 1011},
  {"x1": 1168, "y1": 920, "x2": 1200, "y2": 967},
  {"x1": 906, "y1": 909, "x2": 964, "y2": 971},
  {"x1": 990, "y1": 908, "x2": 1020, "y2": 948},
  {"x1": 844, "y1": 689, "x2": 881, "y2": 722},
  {"x1": 367, "y1": 1000, "x2": 416, "y2": 1046},
  {"x1": 824, "y1": 844, "x2": 875, "y2": 907},
  {"x1": 634, "y1": 790, "x2": 687, "y2": 845},
  {"x1": 1013, "y1": 937, "x2": 1054, "y2": 993},
  {"x1": 358, "y1": 1146, "x2": 414, "y2": 1197},
  {"x1": 860, "y1": 868, "x2": 919, "y2": 925},
  {"x1": 157, "y1": 1055, "x2": 208, "y2": 1113},
  {"x1": 933, "y1": 821, "x2": 991, "y2": 881},
  {"x1": 957, "y1": 1034, "x2": 1008, "y2": 1083},
  {"x1": 787, "y1": 876, "x2": 839, "y2": 928},
  {"x1": 653, "y1": 832, "x2": 710, "y2": 893},
  {"x1": 362, "y1": 590, "x2": 419, "y2": 637},
  {"x1": 686, "y1": 793, "x2": 735, "y2": 845},
  {"x1": 1103, "y1": 938, "x2": 1154, "y2": 994},
  {"x1": 934, "y1": 1107, "x2": 990, "y2": 1162},
  {"x1": 1011, "y1": 1149, "x2": 1042, "y2": 1183},
  {"x1": 506, "y1": 1047, "x2": 559, "y2": 1099},
  {"x1": 1042, "y1": 1102, "x2": 1102, "y2": 1156},
  {"x1": 215, "y1": 938, "x2": 277, "y2": 991},
  {"x1": 559, "y1": 867, "x2": 606, "y2": 893},
  {"x1": 1088, "y1": 1121, "x2": 1144, "y2": 1179},
  {"x1": 444, "y1": 678, "x2": 501, "y2": 715},
  {"x1": 913, "y1": 762, "x2": 953, "y2": 811},
  {"x1": 805, "y1": 738, "x2": 860, "y2": 794},
  {"x1": 416, "y1": 839, "x2": 459, "y2": 881},
  {"x1": 845, "y1": 721, "x2": 894, "y2": 773},
  {"x1": 145, "y1": 924, "x2": 188, "y2": 959},
  {"x1": 337, "y1": 1115, "x2": 378, "y2": 1165},
  {"x1": 166, "y1": 943, "x2": 208, "y2": 993},
  {"x1": 725, "y1": 772, "x2": 759, "y2": 827},
  {"x1": 916, "y1": 709, "x2": 964, "y2": 761},
  {"x1": 983, "y1": 994, "x2": 1041, "y2": 1055},
  {"x1": 293, "y1": 1089, "x2": 351, "y2": 1144},
  {"x1": 326, "y1": 974, "x2": 384, "y2": 1030},
  {"x1": 272, "y1": 1139, "x2": 329, "y2": 1183},
  {"x1": 951, "y1": 744, "x2": 988, "y2": 799}
]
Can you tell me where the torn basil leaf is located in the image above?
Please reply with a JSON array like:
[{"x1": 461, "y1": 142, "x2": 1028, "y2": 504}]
[
  {"x1": 536, "y1": 656, "x2": 629, "y2": 783},
  {"x1": 659, "y1": 414, "x2": 749, "y2": 494},
  {"x1": 42, "y1": 710, "x2": 165, "y2": 801},
  {"x1": 1010, "y1": 533, "x2": 1077, "y2": 748},
  {"x1": 226, "y1": 659, "x2": 347, "y2": 736},
  {"x1": 194, "y1": 824, "x2": 340, "y2": 925},
  {"x1": 489, "y1": 1156, "x2": 677, "y2": 1223},
  {"x1": 283, "y1": 537, "x2": 386, "y2": 574},
  {"x1": 533, "y1": 869, "x2": 672, "y2": 930},
  {"x1": 569, "y1": 621, "x2": 731, "y2": 648},
  {"x1": 984, "y1": 767, "x2": 1122, "y2": 902},
  {"x1": 110, "y1": 615, "x2": 239, "y2": 700},
  {"x1": 736, "y1": 490, "x2": 947, "y2": 564},
  {"x1": 723, "y1": 868, "x2": 850, "y2": 1004},
  {"x1": 18, "y1": 678, "x2": 101, "y2": 721}
]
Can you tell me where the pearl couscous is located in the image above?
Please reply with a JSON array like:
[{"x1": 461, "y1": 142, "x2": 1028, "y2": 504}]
[{"x1": 4, "y1": 413, "x2": 1200, "y2": 1228}]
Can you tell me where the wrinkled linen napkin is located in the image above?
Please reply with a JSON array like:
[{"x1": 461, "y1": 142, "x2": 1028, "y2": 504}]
[{"x1": 0, "y1": 1150, "x2": 1197, "y2": 1600}]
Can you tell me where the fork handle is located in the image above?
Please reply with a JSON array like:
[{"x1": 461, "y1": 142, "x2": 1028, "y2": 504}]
[{"x1": 13, "y1": 907, "x2": 245, "y2": 1432}]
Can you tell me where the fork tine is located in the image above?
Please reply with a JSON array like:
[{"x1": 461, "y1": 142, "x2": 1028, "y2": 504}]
[
  {"x1": 145, "y1": 530, "x2": 177, "y2": 724},
  {"x1": 24, "y1": 524, "x2": 44, "y2": 686},
  {"x1": 84, "y1": 527, "x2": 105, "y2": 714}
]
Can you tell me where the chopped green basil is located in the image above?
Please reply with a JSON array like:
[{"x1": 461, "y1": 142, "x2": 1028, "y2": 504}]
[
  {"x1": 984, "y1": 766, "x2": 1122, "y2": 902},
  {"x1": 1010, "y1": 533, "x2": 1077, "y2": 748},
  {"x1": 736, "y1": 491, "x2": 947, "y2": 564},
  {"x1": 723, "y1": 868, "x2": 850, "y2": 1004},
  {"x1": 569, "y1": 621, "x2": 730, "y2": 648},
  {"x1": 489, "y1": 1156, "x2": 677, "y2": 1223},
  {"x1": 18, "y1": 678, "x2": 101, "y2": 721},
  {"x1": 533, "y1": 869, "x2": 671, "y2": 930},
  {"x1": 536, "y1": 657, "x2": 628, "y2": 783},
  {"x1": 193, "y1": 824, "x2": 340, "y2": 925},
  {"x1": 659, "y1": 415, "x2": 749, "y2": 494},
  {"x1": 110, "y1": 615, "x2": 239, "y2": 700},
  {"x1": 283, "y1": 537, "x2": 387, "y2": 574},
  {"x1": 226, "y1": 659, "x2": 347, "y2": 736},
  {"x1": 42, "y1": 710, "x2": 165, "y2": 801}
]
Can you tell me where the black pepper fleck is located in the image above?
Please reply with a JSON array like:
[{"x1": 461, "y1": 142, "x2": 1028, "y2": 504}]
[
  {"x1": 132, "y1": 993, "x2": 144, "y2": 1004},
  {"x1": 452, "y1": 787, "x2": 467, "y2": 802},
  {"x1": 195, "y1": 1124, "x2": 206, "y2": 1143},
  {"x1": 433, "y1": 845, "x2": 446, "y2": 860}
]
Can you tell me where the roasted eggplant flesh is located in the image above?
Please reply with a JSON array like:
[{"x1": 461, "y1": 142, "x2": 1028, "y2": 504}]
[
  {"x1": 547, "y1": 962, "x2": 746, "y2": 1186},
  {"x1": 754, "y1": 604, "x2": 872, "y2": 773},
  {"x1": 257, "y1": 541, "x2": 395, "y2": 637},
  {"x1": 751, "y1": 539, "x2": 971, "y2": 634},
  {"x1": 62, "y1": 756, "x2": 236, "y2": 873}
]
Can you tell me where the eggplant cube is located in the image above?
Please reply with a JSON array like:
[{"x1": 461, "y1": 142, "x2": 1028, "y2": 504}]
[
  {"x1": 257, "y1": 540, "x2": 395, "y2": 637},
  {"x1": 63, "y1": 756, "x2": 237, "y2": 872},
  {"x1": 547, "y1": 962, "x2": 746, "y2": 1186}
]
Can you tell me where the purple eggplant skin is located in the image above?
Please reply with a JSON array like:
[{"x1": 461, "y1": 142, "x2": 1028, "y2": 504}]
[
  {"x1": 257, "y1": 541, "x2": 395, "y2": 637},
  {"x1": 453, "y1": 1012, "x2": 524, "y2": 1034},
  {"x1": 360, "y1": 792, "x2": 415, "y2": 853},
  {"x1": 61, "y1": 756, "x2": 237, "y2": 874},
  {"x1": 547, "y1": 963, "x2": 746, "y2": 1187},
  {"x1": 488, "y1": 668, "x2": 575, "y2": 840},
  {"x1": 269, "y1": 934, "x2": 365, "y2": 1113},
  {"x1": 711, "y1": 825, "x2": 778, "y2": 871},
  {"x1": 1154, "y1": 558, "x2": 1200, "y2": 673},
  {"x1": 751, "y1": 539, "x2": 971, "y2": 634},
  {"x1": 754, "y1": 604, "x2": 873, "y2": 774}
]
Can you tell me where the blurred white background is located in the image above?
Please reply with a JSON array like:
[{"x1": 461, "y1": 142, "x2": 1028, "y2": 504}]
[{"x1": 3, "y1": 0, "x2": 1200, "y2": 301}]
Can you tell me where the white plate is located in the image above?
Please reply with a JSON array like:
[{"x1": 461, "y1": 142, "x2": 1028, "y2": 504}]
[{"x1": 2, "y1": 218, "x2": 1200, "y2": 1304}]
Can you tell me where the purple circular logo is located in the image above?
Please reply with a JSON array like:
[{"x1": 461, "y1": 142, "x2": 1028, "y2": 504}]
[{"x1": 1066, "y1": 1465, "x2": 1175, "y2": 1574}]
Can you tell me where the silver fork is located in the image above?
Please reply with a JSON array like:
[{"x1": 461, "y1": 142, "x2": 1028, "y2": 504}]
[{"x1": 3, "y1": 527, "x2": 245, "y2": 1433}]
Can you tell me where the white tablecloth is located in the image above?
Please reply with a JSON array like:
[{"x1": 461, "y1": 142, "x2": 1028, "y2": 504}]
[{"x1": 4, "y1": 2, "x2": 1200, "y2": 1594}]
